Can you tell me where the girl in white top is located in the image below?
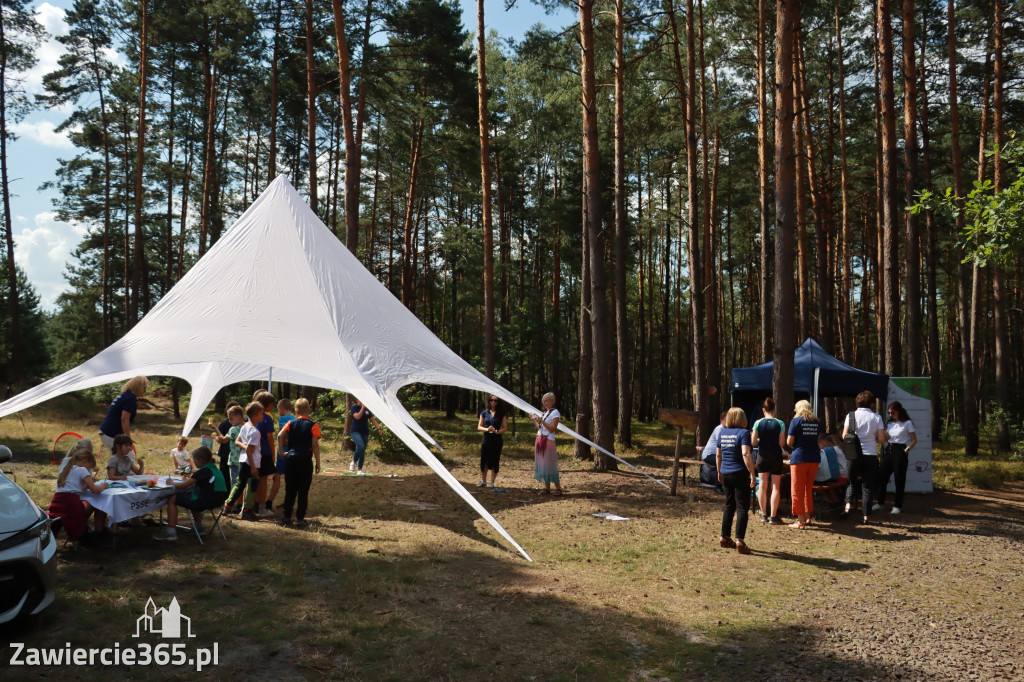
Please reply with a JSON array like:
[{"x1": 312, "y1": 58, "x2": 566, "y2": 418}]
[
  {"x1": 530, "y1": 392, "x2": 562, "y2": 495},
  {"x1": 878, "y1": 401, "x2": 917, "y2": 514},
  {"x1": 47, "y1": 450, "x2": 110, "y2": 543}
]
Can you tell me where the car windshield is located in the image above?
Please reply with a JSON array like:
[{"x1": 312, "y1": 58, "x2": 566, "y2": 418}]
[{"x1": 0, "y1": 473, "x2": 44, "y2": 537}]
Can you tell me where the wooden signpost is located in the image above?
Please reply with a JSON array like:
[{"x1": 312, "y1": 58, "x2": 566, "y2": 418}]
[{"x1": 658, "y1": 408, "x2": 701, "y2": 495}]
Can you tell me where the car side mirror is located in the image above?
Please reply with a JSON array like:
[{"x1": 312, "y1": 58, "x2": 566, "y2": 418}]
[{"x1": 0, "y1": 445, "x2": 12, "y2": 464}]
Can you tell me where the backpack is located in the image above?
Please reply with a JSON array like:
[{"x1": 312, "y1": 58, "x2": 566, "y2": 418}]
[{"x1": 843, "y1": 412, "x2": 863, "y2": 461}]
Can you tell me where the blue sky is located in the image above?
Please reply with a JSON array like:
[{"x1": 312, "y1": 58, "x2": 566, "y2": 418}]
[{"x1": 10, "y1": 0, "x2": 576, "y2": 310}]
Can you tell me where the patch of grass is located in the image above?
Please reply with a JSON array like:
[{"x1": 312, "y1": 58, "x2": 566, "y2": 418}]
[{"x1": 932, "y1": 439, "x2": 1024, "y2": 489}]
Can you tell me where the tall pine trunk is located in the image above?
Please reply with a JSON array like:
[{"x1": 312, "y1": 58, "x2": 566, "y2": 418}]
[
  {"x1": 0, "y1": 6, "x2": 17, "y2": 371},
  {"x1": 131, "y1": 0, "x2": 148, "y2": 323},
  {"x1": 268, "y1": 0, "x2": 281, "y2": 181},
  {"x1": 877, "y1": 0, "x2": 900, "y2": 376},
  {"x1": 477, "y1": 0, "x2": 495, "y2": 379},
  {"x1": 757, "y1": 0, "x2": 771, "y2": 362},
  {"x1": 306, "y1": 0, "x2": 318, "y2": 215},
  {"x1": 835, "y1": 0, "x2": 851, "y2": 363},
  {"x1": 698, "y1": 0, "x2": 719, "y2": 433},
  {"x1": 613, "y1": 0, "x2": 631, "y2": 447},
  {"x1": 992, "y1": 0, "x2": 1010, "y2": 453},
  {"x1": 947, "y1": 0, "x2": 978, "y2": 456},
  {"x1": 902, "y1": 0, "x2": 921, "y2": 375},
  {"x1": 919, "y1": 11, "x2": 941, "y2": 440},
  {"x1": 579, "y1": 0, "x2": 616, "y2": 464},
  {"x1": 773, "y1": 0, "x2": 798, "y2": 423}
]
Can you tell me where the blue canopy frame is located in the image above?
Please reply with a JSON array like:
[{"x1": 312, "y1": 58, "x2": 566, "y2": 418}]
[{"x1": 730, "y1": 338, "x2": 889, "y2": 420}]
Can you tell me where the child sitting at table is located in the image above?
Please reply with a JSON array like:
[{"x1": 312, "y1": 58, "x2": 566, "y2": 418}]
[
  {"x1": 170, "y1": 436, "x2": 194, "y2": 476},
  {"x1": 816, "y1": 434, "x2": 849, "y2": 503},
  {"x1": 107, "y1": 434, "x2": 144, "y2": 480},
  {"x1": 47, "y1": 449, "x2": 111, "y2": 546},
  {"x1": 152, "y1": 447, "x2": 228, "y2": 541}
]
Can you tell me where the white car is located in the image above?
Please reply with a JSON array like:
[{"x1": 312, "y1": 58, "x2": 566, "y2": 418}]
[{"x1": 0, "y1": 445, "x2": 57, "y2": 623}]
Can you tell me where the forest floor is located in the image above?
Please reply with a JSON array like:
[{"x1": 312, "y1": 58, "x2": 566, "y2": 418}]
[{"x1": 1, "y1": 394, "x2": 1023, "y2": 681}]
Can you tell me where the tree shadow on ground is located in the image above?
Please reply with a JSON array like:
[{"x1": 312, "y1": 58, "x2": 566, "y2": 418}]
[
  {"x1": 1, "y1": 529, "x2": 906, "y2": 682},
  {"x1": 752, "y1": 549, "x2": 870, "y2": 571}
]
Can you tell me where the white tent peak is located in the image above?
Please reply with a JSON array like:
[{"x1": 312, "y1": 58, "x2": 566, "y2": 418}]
[{"x1": 0, "y1": 175, "x2": 665, "y2": 561}]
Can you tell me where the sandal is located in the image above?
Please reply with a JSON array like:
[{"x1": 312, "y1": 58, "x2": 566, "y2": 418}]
[
  {"x1": 552, "y1": 490, "x2": 563, "y2": 496},
  {"x1": 788, "y1": 521, "x2": 806, "y2": 529},
  {"x1": 537, "y1": 489, "x2": 550, "y2": 496}
]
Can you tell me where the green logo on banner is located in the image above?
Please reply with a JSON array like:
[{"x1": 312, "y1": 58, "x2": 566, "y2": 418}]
[{"x1": 891, "y1": 377, "x2": 931, "y2": 398}]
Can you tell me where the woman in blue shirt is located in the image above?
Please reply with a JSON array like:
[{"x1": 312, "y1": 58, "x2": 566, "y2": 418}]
[
  {"x1": 716, "y1": 407, "x2": 756, "y2": 555},
  {"x1": 786, "y1": 400, "x2": 822, "y2": 528}
]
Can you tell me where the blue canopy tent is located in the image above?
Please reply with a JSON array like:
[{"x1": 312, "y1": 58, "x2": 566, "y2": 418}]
[{"x1": 730, "y1": 338, "x2": 889, "y2": 420}]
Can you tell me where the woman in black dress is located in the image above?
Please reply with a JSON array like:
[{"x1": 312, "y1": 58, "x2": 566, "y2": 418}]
[{"x1": 476, "y1": 395, "x2": 508, "y2": 488}]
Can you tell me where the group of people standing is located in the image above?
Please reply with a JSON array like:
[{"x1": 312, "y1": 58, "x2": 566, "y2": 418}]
[
  {"x1": 714, "y1": 390, "x2": 918, "y2": 555},
  {"x1": 477, "y1": 391, "x2": 563, "y2": 496}
]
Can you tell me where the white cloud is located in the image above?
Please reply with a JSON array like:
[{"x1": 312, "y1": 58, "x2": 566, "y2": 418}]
[
  {"x1": 12, "y1": 210, "x2": 84, "y2": 309},
  {"x1": 22, "y1": 4, "x2": 68, "y2": 97},
  {"x1": 10, "y1": 119, "x2": 75, "y2": 149},
  {"x1": 35, "y1": 3, "x2": 68, "y2": 36}
]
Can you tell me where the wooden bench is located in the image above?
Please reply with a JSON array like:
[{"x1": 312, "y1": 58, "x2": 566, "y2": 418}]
[
  {"x1": 659, "y1": 408, "x2": 701, "y2": 495},
  {"x1": 811, "y1": 479, "x2": 848, "y2": 520},
  {"x1": 676, "y1": 459, "x2": 706, "y2": 487}
]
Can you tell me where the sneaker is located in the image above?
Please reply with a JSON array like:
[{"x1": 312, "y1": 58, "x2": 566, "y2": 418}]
[
  {"x1": 770, "y1": 516, "x2": 785, "y2": 526},
  {"x1": 241, "y1": 510, "x2": 258, "y2": 521},
  {"x1": 223, "y1": 505, "x2": 240, "y2": 515},
  {"x1": 871, "y1": 503, "x2": 884, "y2": 511},
  {"x1": 295, "y1": 519, "x2": 308, "y2": 528},
  {"x1": 476, "y1": 480, "x2": 486, "y2": 487},
  {"x1": 357, "y1": 470, "x2": 367, "y2": 476},
  {"x1": 153, "y1": 528, "x2": 178, "y2": 542},
  {"x1": 256, "y1": 506, "x2": 274, "y2": 518},
  {"x1": 891, "y1": 507, "x2": 901, "y2": 515},
  {"x1": 279, "y1": 517, "x2": 292, "y2": 527},
  {"x1": 349, "y1": 461, "x2": 355, "y2": 472}
]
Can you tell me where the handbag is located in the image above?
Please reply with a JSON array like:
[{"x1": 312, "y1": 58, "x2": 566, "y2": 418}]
[{"x1": 843, "y1": 412, "x2": 863, "y2": 461}]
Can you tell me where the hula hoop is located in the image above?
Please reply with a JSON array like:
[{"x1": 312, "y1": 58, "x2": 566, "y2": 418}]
[{"x1": 52, "y1": 432, "x2": 84, "y2": 464}]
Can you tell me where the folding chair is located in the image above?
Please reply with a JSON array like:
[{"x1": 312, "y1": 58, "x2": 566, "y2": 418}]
[{"x1": 183, "y1": 505, "x2": 228, "y2": 546}]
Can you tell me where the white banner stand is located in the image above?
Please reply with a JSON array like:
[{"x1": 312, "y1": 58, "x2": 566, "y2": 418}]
[{"x1": 885, "y1": 377, "x2": 933, "y2": 494}]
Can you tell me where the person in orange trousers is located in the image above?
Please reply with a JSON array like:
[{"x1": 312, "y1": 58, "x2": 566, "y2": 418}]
[{"x1": 786, "y1": 400, "x2": 821, "y2": 528}]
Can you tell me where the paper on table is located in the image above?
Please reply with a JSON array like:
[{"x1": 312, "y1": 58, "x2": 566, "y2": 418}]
[{"x1": 592, "y1": 513, "x2": 630, "y2": 521}]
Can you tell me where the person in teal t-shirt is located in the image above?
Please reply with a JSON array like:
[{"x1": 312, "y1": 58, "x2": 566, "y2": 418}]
[{"x1": 751, "y1": 397, "x2": 787, "y2": 525}]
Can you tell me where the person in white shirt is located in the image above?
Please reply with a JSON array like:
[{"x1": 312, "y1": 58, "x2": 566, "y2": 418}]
[
  {"x1": 878, "y1": 401, "x2": 917, "y2": 514},
  {"x1": 169, "y1": 437, "x2": 194, "y2": 475},
  {"x1": 530, "y1": 392, "x2": 562, "y2": 496},
  {"x1": 841, "y1": 390, "x2": 888, "y2": 524}
]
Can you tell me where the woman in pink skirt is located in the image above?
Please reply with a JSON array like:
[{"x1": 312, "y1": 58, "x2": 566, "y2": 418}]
[{"x1": 531, "y1": 392, "x2": 563, "y2": 496}]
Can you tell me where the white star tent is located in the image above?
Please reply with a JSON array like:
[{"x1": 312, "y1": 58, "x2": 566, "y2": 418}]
[{"x1": 0, "y1": 176, "x2": 666, "y2": 561}]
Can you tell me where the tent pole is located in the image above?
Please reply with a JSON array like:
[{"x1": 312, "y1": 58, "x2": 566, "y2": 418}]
[{"x1": 813, "y1": 367, "x2": 820, "y2": 417}]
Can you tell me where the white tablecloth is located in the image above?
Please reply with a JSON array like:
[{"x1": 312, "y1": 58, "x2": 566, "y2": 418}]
[{"x1": 81, "y1": 476, "x2": 181, "y2": 527}]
